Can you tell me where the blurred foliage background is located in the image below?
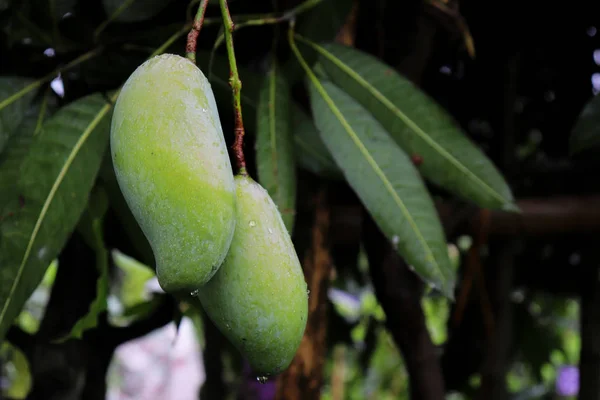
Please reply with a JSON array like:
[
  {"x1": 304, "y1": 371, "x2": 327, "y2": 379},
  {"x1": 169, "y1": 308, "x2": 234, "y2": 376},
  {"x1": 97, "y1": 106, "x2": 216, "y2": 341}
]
[{"x1": 1, "y1": 0, "x2": 600, "y2": 399}]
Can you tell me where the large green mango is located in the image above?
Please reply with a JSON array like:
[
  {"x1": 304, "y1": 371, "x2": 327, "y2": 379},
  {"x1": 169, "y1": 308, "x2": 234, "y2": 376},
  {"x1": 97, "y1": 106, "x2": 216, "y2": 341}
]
[
  {"x1": 198, "y1": 175, "x2": 308, "y2": 377},
  {"x1": 110, "y1": 54, "x2": 236, "y2": 294}
]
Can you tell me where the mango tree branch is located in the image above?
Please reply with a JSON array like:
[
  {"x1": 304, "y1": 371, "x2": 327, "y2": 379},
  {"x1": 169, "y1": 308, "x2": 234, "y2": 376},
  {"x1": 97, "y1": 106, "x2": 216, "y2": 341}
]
[
  {"x1": 213, "y1": 0, "x2": 324, "y2": 49},
  {"x1": 186, "y1": 0, "x2": 211, "y2": 63},
  {"x1": 219, "y1": 0, "x2": 247, "y2": 175}
]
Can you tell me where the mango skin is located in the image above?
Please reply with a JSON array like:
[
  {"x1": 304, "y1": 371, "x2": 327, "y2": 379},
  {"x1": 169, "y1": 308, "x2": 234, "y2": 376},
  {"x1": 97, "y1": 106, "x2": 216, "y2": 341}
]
[
  {"x1": 110, "y1": 54, "x2": 236, "y2": 294},
  {"x1": 197, "y1": 175, "x2": 308, "y2": 376}
]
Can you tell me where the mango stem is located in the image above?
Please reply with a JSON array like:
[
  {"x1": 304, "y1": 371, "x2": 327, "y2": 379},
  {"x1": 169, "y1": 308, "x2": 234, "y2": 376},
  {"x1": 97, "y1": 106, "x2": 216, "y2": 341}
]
[
  {"x1": 219, "y1": 0, "x2": 247, "y2": 175},
  {"x1": 186, "y1": 0, "x2": 210, "y2": 63}
]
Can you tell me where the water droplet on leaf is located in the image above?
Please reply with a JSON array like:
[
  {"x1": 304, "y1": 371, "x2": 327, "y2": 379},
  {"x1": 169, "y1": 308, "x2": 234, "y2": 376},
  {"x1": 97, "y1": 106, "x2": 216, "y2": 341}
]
[{"x1": 249, "y1": 220, "x2": 256, "y2": 227}]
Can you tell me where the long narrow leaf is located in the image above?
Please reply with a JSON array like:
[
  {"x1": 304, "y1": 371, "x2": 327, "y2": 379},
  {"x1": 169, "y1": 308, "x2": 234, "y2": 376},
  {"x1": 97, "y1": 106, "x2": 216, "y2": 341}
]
[
  {"x1": 256, "y1": 62, "x2": 297, "y2": 232},
  {"x1": 0, "y1": 94, "x2": 112, "y2": 341},
  {"x1": 300, "y1": 39, "x2": 516, "y2": 211},
  {"x1": 309, "y1": 79, "x2": 455, "y2": 297}
]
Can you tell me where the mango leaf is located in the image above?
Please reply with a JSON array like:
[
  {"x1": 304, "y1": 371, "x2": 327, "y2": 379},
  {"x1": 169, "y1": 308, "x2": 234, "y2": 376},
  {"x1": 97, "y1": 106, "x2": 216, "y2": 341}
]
[
  {"x1": 111, "y1": 249, "x2": 155, "y2": 310},
  {"x1": 0, "y1": 110, "x2": 39, "y2": 212},
  {"x1": 256, "y1": 62, "x2": 297, "y2": 233},
  {"x1": 102, "y1": 0, "x2": 173, "y2": 23},
  {"x1": 569, "y1": 94, "x2": 600, "y2": 155},
  {"x1": 1, "y1": 342, "x2": 32, "y2": 398},
  {"x1": 0, "y1": 93, "x2": 112, "y2": 341},
  {"x1": 302, "y1": 39, "x2": 516, "y2": 211},
  {"x1": 1, "y1": 92, "x2": 55, "y2": 214},
  {"x1": 308, "y1": 78, "x2": 455, "y2": 297},
  {"x1": 58, "y1": 185, "x2": 110, "y2": 341},
  {"x1": 0, "y1": 77, "x2": 38, "y2": 155},
  {"x1": 292, "y1": 103, "x2": 342, "y2": 180}
]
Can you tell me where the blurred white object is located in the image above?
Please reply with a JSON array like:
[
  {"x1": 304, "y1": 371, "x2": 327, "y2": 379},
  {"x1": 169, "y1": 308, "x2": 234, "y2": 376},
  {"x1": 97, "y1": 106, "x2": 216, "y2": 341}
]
[{"x1": 106, "y1": 316, "x2": 205, "y2": 400}]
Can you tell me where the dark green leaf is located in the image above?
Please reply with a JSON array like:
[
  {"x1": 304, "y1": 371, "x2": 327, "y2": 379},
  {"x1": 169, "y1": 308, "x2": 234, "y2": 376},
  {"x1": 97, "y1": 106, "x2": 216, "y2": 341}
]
[
  {"x1": 0, "y1": 94, "x2": 112, "y2": 341},
  {"x1": 305, "y1": 40, "x2": 516, "y2": 211},
  {"x1": 58, "y1": 185, "x2": 110, "y2": 341},
  {"x1": 292, "y1": 103, "x2": 342, "y2": 180},
  {"x1": 0, "y1": 77, "x2": 38, "y2": 155},
  {"x1": 308, "y1": 78, "x2": 455, "y2": 297},
  {"x1": 569, "y1": 94, "x2": 600, "y2": 155},
  {"x1": 0, "y1": 112, "x2": 39, "y2": 212},
  {"x1": 256, "y1": 62, "x2": 297, "y2": 232},
  {"x1": 102, "y1": 0, "x2": 173, "y2": 23},
  {"x1": 0, "y1": 92, "x2": 54, "y2": 212}
]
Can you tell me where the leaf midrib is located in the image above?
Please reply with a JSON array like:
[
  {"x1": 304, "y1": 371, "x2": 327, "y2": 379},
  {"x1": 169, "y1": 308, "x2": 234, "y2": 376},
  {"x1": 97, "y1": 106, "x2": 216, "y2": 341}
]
[
  {"x1": 0, "y1": 101, "x2": 112, "y2": 325},
  {"x1": 301, "y1": 37, "x2": 507, "y2": 206},
  {"x1": 312, "y1": 80, "x2": 440, "y2": 277}
]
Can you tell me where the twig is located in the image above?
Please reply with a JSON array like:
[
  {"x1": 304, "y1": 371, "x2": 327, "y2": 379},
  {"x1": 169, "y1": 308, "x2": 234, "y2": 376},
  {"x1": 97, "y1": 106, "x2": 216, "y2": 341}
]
[
  {"x1": 219, "y1": 0, "x2": 247, "y2": 175},
  {"x1": 209, "y1": 0, "x2": 323, "y2": 63},
  {"x1": 186, "y1": 0, "x2": 210, "y2": 63}
]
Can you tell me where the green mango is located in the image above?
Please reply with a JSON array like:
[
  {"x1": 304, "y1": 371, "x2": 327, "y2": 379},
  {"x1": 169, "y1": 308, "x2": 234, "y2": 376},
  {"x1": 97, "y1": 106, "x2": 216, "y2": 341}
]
[
  {"x1": 198, "y1": 175, "x2": 308, "y2": 377},
  {"x1": 110, "y1": 54, "x2": 236, "y2": 294}
]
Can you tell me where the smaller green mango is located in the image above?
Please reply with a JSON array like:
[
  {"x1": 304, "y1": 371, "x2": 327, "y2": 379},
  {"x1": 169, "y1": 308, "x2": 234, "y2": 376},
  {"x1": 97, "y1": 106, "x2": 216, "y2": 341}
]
[{"x1": 198, "y1": 175, "x2": 308, "y2": 377}]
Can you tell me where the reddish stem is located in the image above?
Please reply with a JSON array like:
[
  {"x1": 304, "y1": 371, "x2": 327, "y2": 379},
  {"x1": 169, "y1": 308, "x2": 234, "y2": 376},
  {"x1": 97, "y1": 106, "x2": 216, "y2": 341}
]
[
  {"x1": 220, "y1": 0, "x2": 247, "y2": 175},
  {"x1": 186, "y1": 0, "x2": 210, "y2": 63}
]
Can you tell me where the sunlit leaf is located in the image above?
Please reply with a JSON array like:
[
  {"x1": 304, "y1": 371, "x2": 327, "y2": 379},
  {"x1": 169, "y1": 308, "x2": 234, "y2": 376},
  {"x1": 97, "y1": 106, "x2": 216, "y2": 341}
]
[
  {"x1": 292, "y1": 103, "x2": 342, "y2": 180},
  {"x1": 308, "y1": 78, "x2": 455, "y2": 297},
  {"x1": 302, "y1": 39, "x2": 516, "y2": 211},
  {"x1": 0, "y1": 77, "x2": 37, "y2": 155},
  {"x1": 111, "y1": 249, "x2": 155, "y2": 310},
  {"x1": 1, "y1": 342, "x2": 31, "y2": 399},
  {"x1": 0, "y1": 94, "x2": 112, "y2": 341},
  {"x1": 569, "y1": 94, "x2": 600, "y2": 155},
  {"x1": 256, "y1": 62, "x2": 297, "y2": 232}
]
